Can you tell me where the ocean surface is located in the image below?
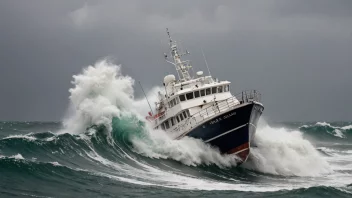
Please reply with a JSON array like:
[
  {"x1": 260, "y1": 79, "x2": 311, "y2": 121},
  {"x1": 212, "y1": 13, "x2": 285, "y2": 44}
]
[
  {"x1": 1, "y1": 121, "x2": 352, "y2": 198},
  {"x1": 1, "y1": 61, "x2": 352, "y2": 197}
]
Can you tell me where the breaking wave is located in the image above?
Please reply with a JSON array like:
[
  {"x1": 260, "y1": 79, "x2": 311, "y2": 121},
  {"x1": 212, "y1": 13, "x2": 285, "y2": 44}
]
[
  {"x1": 1, "y1": 60, "x2": 352, "y2": 197},
  {"x1": 244, "y1": 123, "x2": 332, "y2": 176},
  {"x1": 59, "y1": 59, "x2": 240, "y2": 167},
  {"x1": 299, "y1": 121, "x2": 352, "y2": 141}
]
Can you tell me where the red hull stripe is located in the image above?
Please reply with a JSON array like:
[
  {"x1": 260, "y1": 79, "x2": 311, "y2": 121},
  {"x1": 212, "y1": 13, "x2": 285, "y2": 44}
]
[
  {"x1": 236, "y1": 149, "x2": 250, "y2": 162},
  {"x1": 226, "y1": 142, "x2": 249, "y2": 154},
  {"x1": 226, "y1": 142, "x2": 250, "y2": 162}
]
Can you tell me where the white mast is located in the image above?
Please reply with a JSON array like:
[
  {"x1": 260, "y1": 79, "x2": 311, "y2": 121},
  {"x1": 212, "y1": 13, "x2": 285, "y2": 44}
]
[{"x1": 164, "y1": 28, "x2": 192, "y2": 82}]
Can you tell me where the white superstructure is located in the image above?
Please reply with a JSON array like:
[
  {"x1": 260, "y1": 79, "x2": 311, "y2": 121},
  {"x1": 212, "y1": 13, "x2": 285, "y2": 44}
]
[{"x1": 147, "y1": 29, "x2": 242, "y2": 139}]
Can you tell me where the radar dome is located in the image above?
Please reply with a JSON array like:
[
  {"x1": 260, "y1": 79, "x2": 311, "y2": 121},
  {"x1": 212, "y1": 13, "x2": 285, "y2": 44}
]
[
  {"x1": 164, "y1": 75, "x2": 176, "y2": 85},
  {"x1": 196, "y1": 71, "x2": 204, "y2": 76}
]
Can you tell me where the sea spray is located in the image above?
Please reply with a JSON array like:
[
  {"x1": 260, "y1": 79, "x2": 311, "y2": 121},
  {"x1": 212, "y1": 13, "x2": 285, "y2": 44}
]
[
  {"x1": 60, "y1": 59, "x2": 335, "y2": 174},
  {"x1": 244, "y1": 122, "x2": 332, "y2": 176},
  {"x1": 61, "y1": 59, "x2": 136, "y2": 135},
  {"x1": 1, "y1": 62, "x2": 352, "y2": 197},
  {"x1": 61, "y1": 59, "x2": 240, "y2": 167},
  {"x1": 130, "y1": 126, "x2": 239, "y2": 167},
  {"x1": 133, "y1": 86, "x2": 164, "y2": 116}
]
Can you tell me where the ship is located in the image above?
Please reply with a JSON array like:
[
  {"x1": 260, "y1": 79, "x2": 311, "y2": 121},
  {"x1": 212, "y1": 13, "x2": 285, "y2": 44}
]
[{"x1": 145, "y1": 29, "x2": 264, "y2": 163}]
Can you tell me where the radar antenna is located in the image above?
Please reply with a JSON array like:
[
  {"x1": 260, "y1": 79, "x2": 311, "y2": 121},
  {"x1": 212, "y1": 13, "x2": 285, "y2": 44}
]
[{"x1": 164, "y1": 28, "x2": 193, "y2": 82}]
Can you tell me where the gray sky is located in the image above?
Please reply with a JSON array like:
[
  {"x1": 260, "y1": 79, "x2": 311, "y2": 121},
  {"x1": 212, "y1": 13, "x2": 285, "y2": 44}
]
[{"x1": 0, "y1": 0, "x2": 351, "y2": 122}]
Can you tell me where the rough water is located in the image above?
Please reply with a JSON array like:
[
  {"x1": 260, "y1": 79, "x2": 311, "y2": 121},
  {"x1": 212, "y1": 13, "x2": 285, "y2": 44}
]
[{"x1": 1, "y1": 60, "x2": 351, "y2": 197}]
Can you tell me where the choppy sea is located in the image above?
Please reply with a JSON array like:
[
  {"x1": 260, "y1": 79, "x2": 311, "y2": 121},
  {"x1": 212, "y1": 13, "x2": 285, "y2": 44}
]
[
  {"x1": 1, "y1": 120, "x2": 351, "y2": 198},
  {"x1": 1, "y1": 60, "x2": 351, "y2": 197}
]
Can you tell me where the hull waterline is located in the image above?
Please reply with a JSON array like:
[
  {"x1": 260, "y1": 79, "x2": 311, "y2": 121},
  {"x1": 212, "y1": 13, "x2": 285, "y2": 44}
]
[{"x1": 184, "y1": 102, "x2": 264, "y2": 163}]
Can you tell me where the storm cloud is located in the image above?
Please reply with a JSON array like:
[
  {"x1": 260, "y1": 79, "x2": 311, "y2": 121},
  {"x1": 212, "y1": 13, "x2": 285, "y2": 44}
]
[{"x1": 0, "y1": 0, "x2": 351, "y2": 121}]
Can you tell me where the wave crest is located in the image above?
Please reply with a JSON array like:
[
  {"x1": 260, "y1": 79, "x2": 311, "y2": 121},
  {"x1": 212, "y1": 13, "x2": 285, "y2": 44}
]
[
  {"x1": 244, "y1": 124, "x2": 332, "y2": 176},
  {"x1": 60, "y1": 59, "x2": 241, "y2": 168},
  {"x1": 300, "y1": 122, "x2": 352, "y2": 140}
]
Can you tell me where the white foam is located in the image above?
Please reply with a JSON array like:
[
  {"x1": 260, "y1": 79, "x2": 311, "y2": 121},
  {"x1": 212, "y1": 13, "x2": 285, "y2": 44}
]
[
  {"x1": 45, "y1": 137, "x2": 55, "y2": 141},
  {"x1": 10, "y1": 153, "x2": 25, "y2": 160},
  {"x1": 302, "y1": 122, "x2": 347, "y2": 138},
  {"x1": 60, "y1": 59, "x2": 136, "y2": 134},
  {"x1": 20, "y1": 193, "x2": 53, "y2": 198},
  {"x1": 315, "y1": 122, "x2": 351, "y2": 132},
  {"x1": 317, "y1": 147, "x2": 352, "y2": 158},
  {"x1": 333, "y1": 129, "x2": 345, "y2": 138},
  {"x1": 60, "y1": 59, "x2": 240, "y2": 168},
  {"x1": 56, "y1": 59, "x2": 352, "y2": 191},
  {"x1": 299, "y1": 124, "x2": 309, "y2": 128},
  {"x1": 2, "y1": 134, "x2": 37, "y2": 141},
  {"x1": 244, "y1": 123, "x2": 332, "y2": 176},
  {"x1": 317, "y1": 147, "x2": 338, "y2": 155},
  {"x1": 316, "y1": 122, "x2": 334, "y2": 127},
  {"x1": 341, "y1": 125, "x2": 352, "y2": 130},
  {"x1": 132, "y1": 86, "x2": 164, "y2": 117},
  {"x1": 131, "y1": 127, "x2": 239, "y2": 167},
  {"x1": 83, "y1": 145, "x2": 351, "y2": 192},
  {"x1": 83, "y1": 141, "x2": 295, "y2": 191},
  {"x1": 49, "y1": 162, "x2": 62, "y2": 166}
]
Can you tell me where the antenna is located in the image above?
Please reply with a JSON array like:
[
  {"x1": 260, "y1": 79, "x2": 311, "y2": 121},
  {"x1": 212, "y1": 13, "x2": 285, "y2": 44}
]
[
  {"x1": 164, "y1": 28, "x2": 192, "y2": 81},
  {"x1": 138, "y1": 81, "x2": 154, "y2": 115},
  {"x1": 166, "y1": 28, "x2": 172, "y2": 44},
  {"x1": 201, "y1": 47, "x2": 212, "y2": 77}
]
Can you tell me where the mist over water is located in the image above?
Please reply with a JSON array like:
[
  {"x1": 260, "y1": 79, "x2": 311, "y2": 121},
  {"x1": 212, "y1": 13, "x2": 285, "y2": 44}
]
[{"x1": 1, "y1": 60, "x2": 352, "y2": 197}]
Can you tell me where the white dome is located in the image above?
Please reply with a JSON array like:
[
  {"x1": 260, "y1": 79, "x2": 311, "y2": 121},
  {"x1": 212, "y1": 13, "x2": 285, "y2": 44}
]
[
  {"x1": 164, "y1": 74, "x2": 176, "y2": 85},
  {"x1": 196, "y1": 71, "x2": 203, "y2": 76}
]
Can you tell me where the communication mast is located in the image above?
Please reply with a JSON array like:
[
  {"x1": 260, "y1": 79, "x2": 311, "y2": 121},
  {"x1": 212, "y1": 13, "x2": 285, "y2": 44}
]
[{"x1": 164, "y1": 28, "x2": 193, "y2": 82}]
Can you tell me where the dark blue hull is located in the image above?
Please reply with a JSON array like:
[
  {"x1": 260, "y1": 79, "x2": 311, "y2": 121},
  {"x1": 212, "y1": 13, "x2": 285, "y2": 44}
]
[{"x1": 184, "y1": 102, "x2": 264, "y2": 162}]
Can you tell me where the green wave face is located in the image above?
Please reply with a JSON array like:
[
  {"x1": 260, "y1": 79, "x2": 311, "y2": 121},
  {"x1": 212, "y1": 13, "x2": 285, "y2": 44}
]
[{"x1": 299, "y1": 122, "x2": 352, "y2": 142}]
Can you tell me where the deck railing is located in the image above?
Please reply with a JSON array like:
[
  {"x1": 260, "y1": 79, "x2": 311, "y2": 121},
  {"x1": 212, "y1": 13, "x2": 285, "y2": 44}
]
[
  {"x1": 236, "y1": 90, "x2": 261, "y2": 104},
  {"x1": 173, "y1": 90, "x2": 261, "y2": 134}
]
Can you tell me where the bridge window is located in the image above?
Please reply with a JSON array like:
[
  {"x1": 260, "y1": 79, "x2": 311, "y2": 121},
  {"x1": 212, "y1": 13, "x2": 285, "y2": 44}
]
[
  {"x1": 206, "y1": 88, "x2": 211, "y2": 95},
  {"x1": 180, "y1": 113, "x2": 184, "y2": 121},
  {"x1": 176, "y1": 116, "x2": 180, "y2": 123},
  {"x1": 171, "y1": 118, "x2": 175, "y2": 126},
  {"x1": 179, "y1": 94, "x2": 186, "y2": 101},
  {"x1": 169, "y1": 99, "x2": 177, "y2": 108},
  {"x1": 165, "y1": 121, "x2": 170, "y2": 129},
  {"x1": 218, "y1": 86, "x2": 223, "y2": 93},
  {"x1": 200, "y1": 89, "x2": 205, "y2": 96},
  {"x1": 186, "y1": 92, "x2": 194, "y2": 100},
  {"x1": 212, "y1": 87, "x2": 217, "y2": 94},
  {"x1": 224, "y1": 85, "x2": 229, "y2": 92},
  {"x1": 182, "y1": 111, "x2": 187, "y2": 118},
  {"x1": 161, "y1": 124, "x2": 165, "y2": 130},
  {"x1": 194, "y1": 91, "x2": 200, "y2": 98}
]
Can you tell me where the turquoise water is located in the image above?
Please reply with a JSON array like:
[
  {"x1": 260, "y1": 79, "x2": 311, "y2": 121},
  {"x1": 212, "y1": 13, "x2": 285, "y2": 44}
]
[{"x1": 0, "y1": 120, "x2": 351, "y2": 198}]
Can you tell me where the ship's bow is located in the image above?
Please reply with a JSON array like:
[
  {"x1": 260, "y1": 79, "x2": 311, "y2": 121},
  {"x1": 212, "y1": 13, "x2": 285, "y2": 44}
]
[
  {"x1": 226, "y1": 102, "x2": 263, "y2": 162},
  {"x1": 186, "y1": 101, "x2": 264, "y2": 164}
]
